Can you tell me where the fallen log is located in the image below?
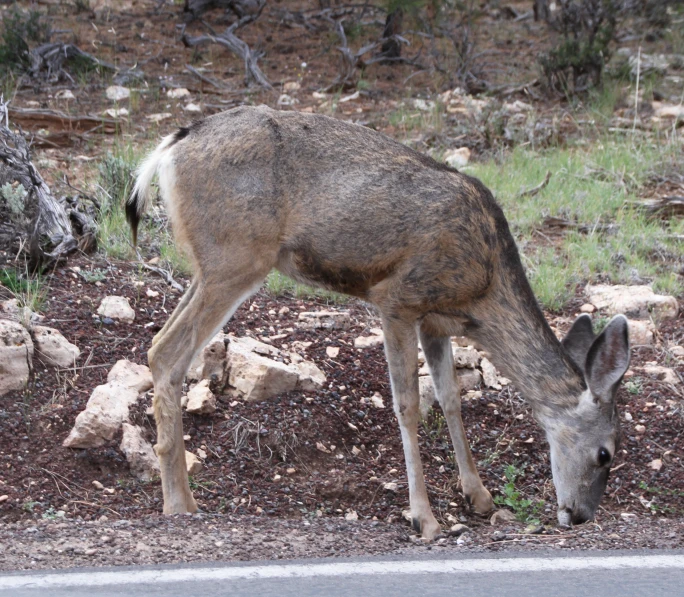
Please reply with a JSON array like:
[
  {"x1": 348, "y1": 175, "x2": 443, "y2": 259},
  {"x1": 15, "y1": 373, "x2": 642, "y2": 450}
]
[{"x1": 8, "y1": 107, "x2": 120, "y2": 135}]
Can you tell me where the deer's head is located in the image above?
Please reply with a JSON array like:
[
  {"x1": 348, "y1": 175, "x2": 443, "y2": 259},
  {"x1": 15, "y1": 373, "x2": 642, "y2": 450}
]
[{"x1": 543, "y1": 314, "x2": 629, "y2": 526}]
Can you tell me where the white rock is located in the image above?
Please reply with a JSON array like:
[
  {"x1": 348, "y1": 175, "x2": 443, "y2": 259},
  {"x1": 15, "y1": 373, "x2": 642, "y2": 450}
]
[
  {"x1": 490, "y1": 509, "x2": 516, "y2": 525},
  {"x1": 297, "y1": 311, "x2": 351, "y2": 331},
  {"x1": 188, "y1": 332, "x2": 228, "y2": 383},
  {"x1": 579, "y1": 303, "x2": 595, "y2": 313},
  {"x1": 103, "y1": 107, "x2": 129, "y2": 118},
  {"x1": 107, "y1": 360, "x2": 154, "y2": 393},
  {"x1": 326, "y1": 346, "x2": 340, "y2": 358},
  {"x1": 620, "y1": 512, "x2": 637, "y2": 522},
  {"x1": 186, "y1": 380, "x2": 217, "y2": 414},
  {"x1": 230, "y1": 335, "x2": 281, "y2": 357},
  {"x1": 354, "y1": 334, "x2": 384, "y2": 348},
  {"x1": 412, "y1": 98, "x2": 435, "y2": 111},
  {"x1": 585, "y1": 284, "x2": 678, "y2": 321},
  {"x1": 283, "y1": 81, "x2": 301, "y2": 92},
  {"x1": 419, "y1": 376, "x2": 436, "y2": 417},
  {"x1": 649, "y1": 458, "x2": 663, "y2": 471},
  {"x1": 670, "y1": 345, "x2": 684, "y2": 359},
  {"x1": 654, "y1": 104, "x2": 684, "y2": 119},
  {"x1": 147, "y1": 113, "x2": 172, "y2": 122},
  {"x1": 120, "y1": 423, "x2": 160, "y2": 481},
  {"x1": 185, "y1": 451, "x2": 203, "y2": 475},
  {"x1": 228, "y1": 342, "x2": 299, "y2": 401},
  {"x1": 294, "y1": 360, "x2": 326, "y2": 392},
  {"x1": 627, "y1": 319, "x2": 655, "y2": 346},
  {"x1": 370, "y1": 392, "x2": 385, "y2": 409},
  {"x1": 641, "y1": 365, "x2": 679, "y2": 385},
  {"x1": 452, "y1": 346, "x2": 480, "y2": 369},
  {"x1": 55, "y1": 89, "x2": 76, "y2": 100},
  {"x1": 503, "y1": 100, "x2": 533, "y2": 113},
  {"x1": 1, "y1": 298, "x2": 41, "y2": 326},
  {"x1": 0, "y1": 319, "x2": 33, "y2": 396},
  {"x1": 444, "y1": 147, "x2": 471, "y2": 169},
  {"x1": 277, "y1": 94, "x2": 298, "y2": 106},
  {"x1": 480, "y1": 357, "x2": 501, "y2": 390},
  {"x1": 167, "y1": 88, "x2": 191, "y2": 99},
  {"x1": 63, "y1": 383, "x2": 139, "y2": 448},
  {"x1": 458, "y1": 368, "x2": 482, "y2": 391},
  {"x1": 97, "y1": 296, "x2": 135, "y2": 323},
  {"x1": 32, "y1": 326, "x2": 80, "y2": 367},
  {"x1": 183, "y1": 103, "x2": 202, "y2": 113},
  {"x1": 105, "y1": 85, "x2": 130, "y2": 101},
  {"x1": 344, "y1": 510, "x2": 358, "y2": 521},
  {"x1": 383, "y1": 482, "x2": 398, "y2": 492}
]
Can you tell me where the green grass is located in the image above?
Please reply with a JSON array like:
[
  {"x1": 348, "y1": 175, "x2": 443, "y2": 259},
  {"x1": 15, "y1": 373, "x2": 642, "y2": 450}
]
[
  {"x1": 264, "y1": 270, "x2": 348, "y2": 303},
  {"x1": 0, "y1": 267, "x2": 47, "y2": 313},
  {"x1": 468, "y1": 133, "x2": 684, "y2": 310}
]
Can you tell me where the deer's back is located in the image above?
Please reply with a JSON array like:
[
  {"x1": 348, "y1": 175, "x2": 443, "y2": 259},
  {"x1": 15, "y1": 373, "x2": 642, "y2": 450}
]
[{"x1": 173, "y1": 106, "x2": 508, "y2": 309}]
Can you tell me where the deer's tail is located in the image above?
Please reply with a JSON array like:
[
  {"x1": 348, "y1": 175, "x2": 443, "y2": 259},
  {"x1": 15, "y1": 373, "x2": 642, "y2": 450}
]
[{"x1": 127, "y1": 129, "x2": 186, "y2": 246}]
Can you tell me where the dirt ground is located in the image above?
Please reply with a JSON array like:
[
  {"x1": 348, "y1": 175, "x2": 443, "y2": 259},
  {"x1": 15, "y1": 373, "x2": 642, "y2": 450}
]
[{"x1": 0, "y1": 0, "x2": 683, "y2": 571}]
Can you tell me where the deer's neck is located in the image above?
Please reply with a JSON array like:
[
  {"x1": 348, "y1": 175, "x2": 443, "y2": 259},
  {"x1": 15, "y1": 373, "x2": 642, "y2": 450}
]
[{"x1": 468, "y1": 261, "x2": 585, "y2": 414}]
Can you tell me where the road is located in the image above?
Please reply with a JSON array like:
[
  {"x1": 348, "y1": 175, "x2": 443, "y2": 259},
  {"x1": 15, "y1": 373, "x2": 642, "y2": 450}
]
[{"x1": 1, "y1": 551, "x2": 683, "y2": 596}]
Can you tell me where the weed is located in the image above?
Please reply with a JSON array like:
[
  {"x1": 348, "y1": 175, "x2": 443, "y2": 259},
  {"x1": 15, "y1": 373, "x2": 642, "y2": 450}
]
[
  {"x1": 625, "y1": 377, "x2": 643, "y2": 395},
  {"x1": 0, "y1": 182, "x2": 28, "y2": 220},
  {"x1": 263, "y1": 270, "x2": 348, "y2": 303},
  {"x1": 0, "y1": 267, "x2": 46, "y2": 313},
  {"x1": 22, "y1": 500, "x2": 38, "y2": 513},
  {"x1": 494, "y1": 464, "x2": 545, "y2": 524},
  {"x1": 421, "y1": 407, "x2": 447, "y2": 440},
  {"x1": 41, "y1": 506, "x2": 64, "y2": 520},
  {"x1": 79, "y1": 268, "x2": 107, "y2": 283},
  {"x1": 0, "y1": 6, "x2": 51, "y2": 78}
]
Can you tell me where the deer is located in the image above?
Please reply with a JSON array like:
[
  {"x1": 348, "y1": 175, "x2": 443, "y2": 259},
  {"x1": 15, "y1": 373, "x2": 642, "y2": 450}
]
[{"x1": 127, "y1": 105, "x2": 629, "y2": 540}]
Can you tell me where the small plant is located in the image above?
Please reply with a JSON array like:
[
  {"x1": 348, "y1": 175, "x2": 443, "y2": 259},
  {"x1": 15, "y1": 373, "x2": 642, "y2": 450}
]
[
  {"x1": 625, "y1": 377, "x2": 642, "y2": 395},
  {"x1": 80, "y1": 268, "x2": 107, "y2": 283},
  {"x1": 0, "y1": 6, "x2": 51, "y2": 78},
  {"x1": 421, "y1": 406, "x2": 447, "y2": 440},
  {"x1": 22, "y1": 500, "x2": 38, "y2": 513},
  {"x1": 0, "y1": 181, "x2": 27, "y2": 219},
  {"x1": 41, "y1": 506, "x2": 65, "y2": 520},
  {"x1": 494, "y1": 464, "x2": 545, "y2": 524}
]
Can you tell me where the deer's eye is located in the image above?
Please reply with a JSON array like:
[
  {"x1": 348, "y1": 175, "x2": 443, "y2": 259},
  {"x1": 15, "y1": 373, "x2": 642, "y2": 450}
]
[{"x1": 598, "y1": 447, "x2": 611, "y2": 467}]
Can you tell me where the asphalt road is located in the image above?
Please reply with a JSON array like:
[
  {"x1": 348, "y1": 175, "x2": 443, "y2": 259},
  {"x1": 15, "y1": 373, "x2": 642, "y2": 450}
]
[{"x1": 1, "y1": 551, "x2": 683, "y2": 597}]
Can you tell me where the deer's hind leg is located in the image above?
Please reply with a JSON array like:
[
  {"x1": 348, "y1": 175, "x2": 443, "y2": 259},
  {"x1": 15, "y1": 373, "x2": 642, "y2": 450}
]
[
  {"x1": 382, "y1": 316, "x2": 441, "y2": 540},
  {"x1": 418, "y1": 327, "x2": 493, "y2": 516},
  {"x1": 148, "y1": 266, "x2": 268, "y2": 514}
]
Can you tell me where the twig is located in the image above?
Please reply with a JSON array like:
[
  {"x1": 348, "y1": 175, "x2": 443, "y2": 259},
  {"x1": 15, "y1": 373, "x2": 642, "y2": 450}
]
[
  {"x1": 185, "y1": 64, "x2": 227, "y2": 89},
  {"x1": 137, "y1": 258, "x2": 185, "y2": 293},
  {"x1": 518, "y1": 171, "x2": 552, "y2": 198}
]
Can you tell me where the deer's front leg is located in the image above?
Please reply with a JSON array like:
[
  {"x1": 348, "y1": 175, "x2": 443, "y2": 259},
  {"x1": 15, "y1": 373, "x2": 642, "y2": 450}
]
[
  {"x1": 419, "y1": 329, "x2": 493, "y2": 515},
  {"x1": 383, "y1": 317, "x2": 441, "y2": 541}
]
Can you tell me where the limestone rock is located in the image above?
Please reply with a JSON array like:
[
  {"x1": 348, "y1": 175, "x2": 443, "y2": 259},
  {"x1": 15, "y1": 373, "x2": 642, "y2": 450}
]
[
  {"x1": 444, "y1": 147, "x2": 471, "y2": 169},
  {"x1": 294, "y1": 360, "x2": 326, "y2": 392},
  {"x1": 452, "y1": 346, "x2": 480, "y2": 369},
  {"x1": 33, "y1": 326, "x2": 80, "y2": 367},
  {"x1": 354, "y1": 334, "x2": 384, "y2": 349},
  {"x1": 97, "y1": 296, "x2": 135, "y2": 323},
  {"x1": 63, "y1": 383, "x2": 139, "y2": 448},
  {"x1": 457, "y1": 368, "x2": 482, "y2": 391},
  {"x1": 107, "y1": 360, "x2": 153, "y2": 393},
  {"x1": 419, "y1": 376, "x2": 436, "y2": 418},
  {"x1": 0, "y1": 298, "x2": 42, "y2": 326},
  {"x1": 105, "y1": 85, "x2": 130, "y2": 101},
  {"x1": 627, "y1": 319, "x2": 655, "y2": 346},
  {"x1": 490, "y1": 509, "x2": 517, "y2": 525},
  {"x1": 480, "y1": 357, "x2": 501, "y2": 390},
  {"x1": 186, "y1": 380, "x2": 217, "y2": 414},
  {"x1": 641, "y1": 365, "x2": 679, "y2": 385},
  {"x1": 120, "y1": 424, "x2": 160, "y2": 481},
  {"x1": 297, "y1": 311, "x2": 350, "y2": 331},
  {"x1": 585, "y1": 284, "x2": 678, "y2": 321},
  {"x1": 166, "y1": 88, "x2": 190, "y2": 99},
  {"x1": 185, "y1": 451, "x2": 203, "y2": 475},
  {"x1": 228, "y1": 342, "x2": 299, "y2": 401},
  {"x1": 0, "y1": 319, "x2": 33, "y2": 396}
]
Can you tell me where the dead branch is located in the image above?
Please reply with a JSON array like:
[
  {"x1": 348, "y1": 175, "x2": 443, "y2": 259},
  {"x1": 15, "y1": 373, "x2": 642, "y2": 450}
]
[
  {"x1": 627, "y1": 196, "x2": 684, "y2": 218},
  {"x1": 181, "y1": 3, "x2": 272, "y2": 90},
  {"x1": 29, "y1": 43, "x2": 116, "y2": 83},
  {"x1": 0, "y1": 99, "x2": 76, "y2": 268},
  {"x1": 518, "y1": 170, "x2": 552, "y2": 198},
  {"x1": 138, "y1": 260, "x2": 185, "y2": 293},
  {"x1": 8, "y1": 107, "x2": 120, "y2": 135},
  {"x1": 185, "y1": 64, "x2": 228, "y2": 89}
]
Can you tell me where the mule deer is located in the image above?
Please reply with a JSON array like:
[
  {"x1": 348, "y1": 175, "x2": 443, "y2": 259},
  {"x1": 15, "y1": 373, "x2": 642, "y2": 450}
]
[{"x1": 128, "y1": 105, "x2": 629, "y2": 539}]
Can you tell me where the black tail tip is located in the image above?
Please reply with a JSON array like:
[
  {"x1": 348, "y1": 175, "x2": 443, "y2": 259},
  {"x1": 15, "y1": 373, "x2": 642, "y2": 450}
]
[{"x1": 126, "y1": 192, "x2": 140, "y2": 247}]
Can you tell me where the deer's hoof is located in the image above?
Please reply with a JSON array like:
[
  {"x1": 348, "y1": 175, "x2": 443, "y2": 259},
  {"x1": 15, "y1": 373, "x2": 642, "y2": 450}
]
[
  {"x1": 412, "y1": 515, "x2": 441, "y2": 541},
  {"x1": 466, "y1": 486, "x2": 494, "y2": 516}
]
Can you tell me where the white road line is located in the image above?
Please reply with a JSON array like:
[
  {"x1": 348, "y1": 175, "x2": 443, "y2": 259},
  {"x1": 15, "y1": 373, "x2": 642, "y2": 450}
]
[{"x1": 1, "y1": 555, "x2": 683, "y2": 590}]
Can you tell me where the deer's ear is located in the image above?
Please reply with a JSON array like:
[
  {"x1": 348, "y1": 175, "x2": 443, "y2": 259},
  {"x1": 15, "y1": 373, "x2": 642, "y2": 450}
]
[
  {"x1": 562, "y1": 314, "x2": 595, "y2": 370},
  {"x1": 585, "y1": 315, "x2": 630, "y2": 401}
]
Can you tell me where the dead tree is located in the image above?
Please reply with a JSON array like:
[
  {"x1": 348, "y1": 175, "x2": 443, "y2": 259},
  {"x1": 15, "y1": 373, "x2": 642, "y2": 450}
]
[
  {"x1": 29, "y1": 43, "x2": 116, "y2": 83},
  {"x1": 181, "y1": 0, "x2": 272, "y2": 89},
  {"x1": 380, "y1": 8, "x2": 404, "y2": 61},
  {"x1": 0, "y1": 99, "x2": 95, "y2": 269}
]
